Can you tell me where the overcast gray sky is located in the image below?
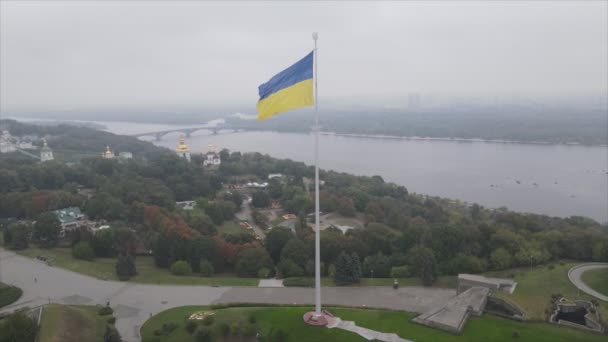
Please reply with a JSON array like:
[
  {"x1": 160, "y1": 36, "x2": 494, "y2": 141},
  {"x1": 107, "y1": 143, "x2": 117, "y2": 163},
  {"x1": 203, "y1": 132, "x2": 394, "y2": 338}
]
[{"x1": 1, "y1": 1, "x2": 606, "y2": 110}]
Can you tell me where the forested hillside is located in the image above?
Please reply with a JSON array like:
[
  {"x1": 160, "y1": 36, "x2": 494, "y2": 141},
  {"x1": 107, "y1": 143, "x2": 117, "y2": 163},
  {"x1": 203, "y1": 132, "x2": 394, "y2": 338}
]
[
  {"x1": 1, "y1": 122, "x2": 607, "y2": 284},
  {"x1": 0, "y1": 119, "x2": 171, "y2": 162}
]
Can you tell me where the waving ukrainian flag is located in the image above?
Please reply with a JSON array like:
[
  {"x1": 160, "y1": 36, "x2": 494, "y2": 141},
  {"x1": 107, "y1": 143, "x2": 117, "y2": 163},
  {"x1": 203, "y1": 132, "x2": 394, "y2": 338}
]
[{"x1": 257, "y1": 51, "x2": 314, "y2": 120}]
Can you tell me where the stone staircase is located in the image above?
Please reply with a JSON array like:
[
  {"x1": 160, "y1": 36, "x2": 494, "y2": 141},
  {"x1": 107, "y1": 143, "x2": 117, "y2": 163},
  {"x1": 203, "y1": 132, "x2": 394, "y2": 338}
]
[{"x1": 412, "y1": 286, "x2": 489, "y2": 334}]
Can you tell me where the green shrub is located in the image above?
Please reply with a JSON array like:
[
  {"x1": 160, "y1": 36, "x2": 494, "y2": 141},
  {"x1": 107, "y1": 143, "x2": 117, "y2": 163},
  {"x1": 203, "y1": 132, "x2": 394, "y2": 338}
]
[
  {"x1": 277, "y1": 259, "x2": 304, "y2": 278},
  {"x1": 170, "y1": 260, "x2": 192, "y2": 276},
  {"x1": 202, "y1": 315, "x2": 214, "y2": 326},
  {"x1": 235, "y1": 247, "x2": 274, "y2": 277},
  {"x1": 283, "y1": 277, "x2": 314, "y2": 287},
  {"x1": 98, "y1": 306, "x2": 113, "y2": 316},
  {"x1": 103, "y1": 324, "x2": 121, "y2": 342},
  {"x1": 142, "y1": 338, "x2": 161, "y2": 342},
  {"x1": 243, "y1": 323, "x2": 257, "y2": 337},
  {"x1": 107, "y1": 316, "x2": 116, "y2": 324},
  {"x1": 185, "y1": 320, "x2": 198, "y2": 334},
  {"x1": 72, "y1": 241, "x2": 94, "y2": 261},
  {"x1": 199, "y1": 259, "x2": 214, "y2": 277},
  {"x1": 267, "y1": 328, "x2": 288, "y2": 342},
  {"x1": 115, "y1": 254, "x2": 137, "y2": 281},
  {"x1": 328, "y1": 264, "x2": 336, "y2": 277},
  {"x1": 390, "y1": 265, "x2": 410, "y2": 278},
  {"x1": 230, "y1": 321, "x2": 242, "y2": 336},
  {"x1": 216, "y1": 322, "x2": 230, "y2": 337},
  {"x1": 161, "y1": 322, "x2": 178, "y2": 334},
  {"x1": 258, "y1": 267, "x2": 271, "y2": 279},
  {"x1": 0, "y1": 312, "x2": 37, "y2": 342},
  {"x1": 194, "y1": 326, "x2": 214, "y2": 342},
  {"x1": 248, "y1": 314, "x2": 257, "y2": 324}
]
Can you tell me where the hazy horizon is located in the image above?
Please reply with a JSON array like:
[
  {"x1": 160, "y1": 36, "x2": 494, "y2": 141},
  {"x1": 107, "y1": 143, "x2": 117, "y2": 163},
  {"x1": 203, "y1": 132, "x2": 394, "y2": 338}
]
[{"x1": 1, "y1": 1, "x2": 607, "y2": 111}]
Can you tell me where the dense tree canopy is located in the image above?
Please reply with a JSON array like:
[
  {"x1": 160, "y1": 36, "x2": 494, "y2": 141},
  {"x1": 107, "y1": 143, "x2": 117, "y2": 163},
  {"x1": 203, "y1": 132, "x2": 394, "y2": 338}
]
[{"x1": 2, "y1": 121, "x2": 608, "y2": 284}]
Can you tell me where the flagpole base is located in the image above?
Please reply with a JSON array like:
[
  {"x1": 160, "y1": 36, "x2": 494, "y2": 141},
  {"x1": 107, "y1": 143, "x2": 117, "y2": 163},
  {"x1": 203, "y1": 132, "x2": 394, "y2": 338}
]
[{"x1": 303, "y1": 310, "x2": 334, "y2": 327}]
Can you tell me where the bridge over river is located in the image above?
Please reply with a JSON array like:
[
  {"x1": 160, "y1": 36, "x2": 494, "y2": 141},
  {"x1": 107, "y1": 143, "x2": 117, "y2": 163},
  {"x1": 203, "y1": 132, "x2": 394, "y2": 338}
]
[{"x1": 129, "y1": 123, "x2": 236, "y2": 141}]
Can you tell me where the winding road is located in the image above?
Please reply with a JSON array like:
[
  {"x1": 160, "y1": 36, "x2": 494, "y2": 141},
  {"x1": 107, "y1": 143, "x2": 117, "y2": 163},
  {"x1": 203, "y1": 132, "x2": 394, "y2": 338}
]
[
  {"x1": 0, "y1": 249, "x2": 454, "y2": 342},
  {"x1": 567, "y1": 263, "x2": 608, "y2": 302}
]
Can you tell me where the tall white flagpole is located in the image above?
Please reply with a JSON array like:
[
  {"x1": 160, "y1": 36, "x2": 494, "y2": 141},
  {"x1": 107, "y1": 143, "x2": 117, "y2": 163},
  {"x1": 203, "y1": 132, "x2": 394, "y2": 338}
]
[{"x1": 312, "y1": 31, "x2": 321, "y2": 317}]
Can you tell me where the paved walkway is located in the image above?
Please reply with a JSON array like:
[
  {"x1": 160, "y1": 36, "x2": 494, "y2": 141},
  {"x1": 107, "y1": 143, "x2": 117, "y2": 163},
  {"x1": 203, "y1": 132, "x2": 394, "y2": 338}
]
[
  {"x1": 329, "y1": 317, "x2": 412, "y2": 342},
  {"x1": 0, "y1": 249, "x2": 455, "y2": 342},
  {"x1": 567, "y1": 263, "x2": 608, "y2": 302},
  {"x1": 236, "y1": 199, "x2": 266, "y2": 239}
]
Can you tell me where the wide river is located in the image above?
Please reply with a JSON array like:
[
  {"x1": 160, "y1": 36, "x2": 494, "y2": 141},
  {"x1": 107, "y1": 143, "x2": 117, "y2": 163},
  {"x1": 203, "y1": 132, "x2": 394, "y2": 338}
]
[{"x1": 84, "y1": 120, "x2": 607, "y2": 223}]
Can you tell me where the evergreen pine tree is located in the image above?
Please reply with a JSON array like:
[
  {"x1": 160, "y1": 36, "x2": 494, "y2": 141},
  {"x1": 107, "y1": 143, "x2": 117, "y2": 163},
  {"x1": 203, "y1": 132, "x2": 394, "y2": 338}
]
[
  {"x1": 116, "y1": 254, "x2": 137, "y2": 281},
  {"x1": 350, "y1": 252, "x2": 362, "y2": 283},
  {"x1": 333, "y1": 252, "x2": 352, "y2": 285}
]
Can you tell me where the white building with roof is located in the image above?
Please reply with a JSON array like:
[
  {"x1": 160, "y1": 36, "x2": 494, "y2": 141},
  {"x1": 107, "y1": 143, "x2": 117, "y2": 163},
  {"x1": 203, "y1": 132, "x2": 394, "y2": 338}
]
[
  {"x1": 40, "y1": 139, "x2": 54, "y2": 162},
  {"x1": 203, "y1": 144, "x2": 221, "y2": 166},
  {"x1": 119, "y1": 151, "x2": 133, "y2": 159}
]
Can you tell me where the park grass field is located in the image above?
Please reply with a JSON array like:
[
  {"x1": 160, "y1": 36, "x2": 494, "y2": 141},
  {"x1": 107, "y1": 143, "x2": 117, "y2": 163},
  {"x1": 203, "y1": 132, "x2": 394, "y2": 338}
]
[
  {"x1": 488, "y1": 262, "x2": 608, "y2": 320},
  {"x1": 17, "y1": 247, "x2": 258, "y2": 286},
  {"x1": 218, "y1": 220, "x2": 253, "y2": 236},
  {"x1": 15, "y1": 247, "x2": 457, "y2": 288},
  {"x1": 581, "y1": 267, "x2": 608, "y2": 297},
  {"x1": 0, "y1": 283, "x2": 22, "y2": 308},
  {"x1": 39, "y1": 304, "x2": 109, "y2": 342},
  {"x1": 141, "y1": 305, "x2": 608, "y2": 342}
]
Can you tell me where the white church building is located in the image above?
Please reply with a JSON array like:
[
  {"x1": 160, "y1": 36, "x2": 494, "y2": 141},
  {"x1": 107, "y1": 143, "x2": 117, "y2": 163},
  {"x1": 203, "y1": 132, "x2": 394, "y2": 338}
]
[
  {"x1": 40, "y1": 139, "x2": 54, "y2": 162},
  {"x1": 203, "y1": 144, "x2": 221, "y2": 167}
]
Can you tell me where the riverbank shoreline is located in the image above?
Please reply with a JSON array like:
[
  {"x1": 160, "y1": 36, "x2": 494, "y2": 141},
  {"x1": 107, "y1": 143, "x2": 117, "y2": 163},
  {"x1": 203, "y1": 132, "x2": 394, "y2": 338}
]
[
  {"x1": 8, "y1": 116, "x2": 608, "y2": 147},
  {"x1": 317, "y1": 131, "x2": 608, "y2": 148}
]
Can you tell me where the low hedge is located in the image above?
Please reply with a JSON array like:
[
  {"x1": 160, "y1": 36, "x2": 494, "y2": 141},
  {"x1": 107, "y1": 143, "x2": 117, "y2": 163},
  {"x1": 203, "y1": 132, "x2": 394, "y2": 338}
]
[
  {"x1": 283, "y1": 277, "x2": 314, "y2": 287},
  {"x1": 98, "y1": 306, "x2": 114, "y2": 316}
]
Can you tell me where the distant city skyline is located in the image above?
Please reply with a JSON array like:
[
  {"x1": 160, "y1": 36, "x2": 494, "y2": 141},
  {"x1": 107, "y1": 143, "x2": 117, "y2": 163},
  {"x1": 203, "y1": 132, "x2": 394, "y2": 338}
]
[{"x1": 1, "y1": 1, "x2": 606, "y2": 111}]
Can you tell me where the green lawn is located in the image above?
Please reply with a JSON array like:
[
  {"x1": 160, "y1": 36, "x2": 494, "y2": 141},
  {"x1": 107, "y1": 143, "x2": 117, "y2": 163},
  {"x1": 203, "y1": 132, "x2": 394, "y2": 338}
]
[
  {"x1": 218, "y1": 220, "x2": 253, "y2": 236},
  {"x1": 15, "y1": 247, "x2": 458, "y2": 288},
  {"x1": 0, "y1": 283, "x2": 22, "y2": 308},
  {"x1": 141, "y1": 305, "x2": 608, "y2": 342},
  {"x1": 17, "y1": 247, "x2": 258, "y2": 286},
  {"x1": 39, "y1": 304, "x2": 110, "y2": 342},
  {"x1": 581, "y1": 267, "x2": 608, "y2": 297},
  {"x1": 488, "y1": 262, "x2": 608, "y2": 320}
]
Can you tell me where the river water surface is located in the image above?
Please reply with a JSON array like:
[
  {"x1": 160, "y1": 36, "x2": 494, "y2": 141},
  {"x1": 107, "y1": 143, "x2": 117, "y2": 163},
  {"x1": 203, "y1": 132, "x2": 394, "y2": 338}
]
[{"x1": 87, "y1": 120, "x2": 608, "y2": 223}]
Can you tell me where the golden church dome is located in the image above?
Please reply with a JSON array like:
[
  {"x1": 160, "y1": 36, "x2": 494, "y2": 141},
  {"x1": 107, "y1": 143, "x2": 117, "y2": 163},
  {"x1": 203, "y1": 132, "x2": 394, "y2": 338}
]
[
  {"x1": 103, "y1": 145, "x2": 114, "y2": 158},
  {"x1": 176, "y1": 135, "x2": 189, "y2": 152}
]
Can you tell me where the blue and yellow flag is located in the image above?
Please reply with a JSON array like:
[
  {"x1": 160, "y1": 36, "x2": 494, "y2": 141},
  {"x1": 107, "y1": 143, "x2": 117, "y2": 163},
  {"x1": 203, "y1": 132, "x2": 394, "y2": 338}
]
[{"x1": 257, "y1": 51, "x2": 314, "y2": 120}]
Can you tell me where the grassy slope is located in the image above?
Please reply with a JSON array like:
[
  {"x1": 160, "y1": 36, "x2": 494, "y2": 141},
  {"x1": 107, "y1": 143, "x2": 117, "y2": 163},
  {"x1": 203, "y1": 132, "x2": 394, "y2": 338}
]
[
  {"x1": 17, "y1": 247, "x2": 258, "y2": 286},
  {"x1": 0, "y1": 283, "x2": 22, "y2": 308},
  {"x1": 581, "y1": 268, "x2": 608, "y2": 297},
  {"x1": 141, "y1": 306, "x2": 608, "y2": 342},
  {"x1": 488, "y1": 262, "x2": 608, "y2": 320},
  {"x1": 39, "y1": 304, "x2": 108, "y2": 342}
]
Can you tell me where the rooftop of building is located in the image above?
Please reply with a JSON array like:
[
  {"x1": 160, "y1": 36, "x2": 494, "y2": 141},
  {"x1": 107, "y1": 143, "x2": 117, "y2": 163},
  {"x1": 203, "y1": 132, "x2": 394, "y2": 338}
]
[{"x1": 52, "y1": 207, "x2": 83, "y2": 224}]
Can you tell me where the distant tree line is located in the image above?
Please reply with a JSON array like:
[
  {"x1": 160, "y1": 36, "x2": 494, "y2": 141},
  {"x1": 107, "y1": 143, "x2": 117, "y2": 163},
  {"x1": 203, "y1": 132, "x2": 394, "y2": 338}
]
[{"x1": 226, "y1": 105, "x2": 608, "y2": 145}]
